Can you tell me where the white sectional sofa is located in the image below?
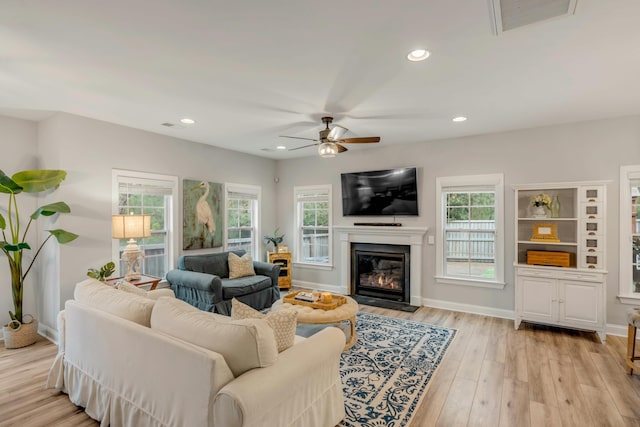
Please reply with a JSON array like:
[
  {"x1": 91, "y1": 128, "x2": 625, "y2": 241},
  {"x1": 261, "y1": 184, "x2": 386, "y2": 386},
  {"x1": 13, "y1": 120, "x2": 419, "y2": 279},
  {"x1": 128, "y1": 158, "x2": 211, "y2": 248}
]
[{"x1": 46, "y1": 278, "x2": 346, "y2": 427}]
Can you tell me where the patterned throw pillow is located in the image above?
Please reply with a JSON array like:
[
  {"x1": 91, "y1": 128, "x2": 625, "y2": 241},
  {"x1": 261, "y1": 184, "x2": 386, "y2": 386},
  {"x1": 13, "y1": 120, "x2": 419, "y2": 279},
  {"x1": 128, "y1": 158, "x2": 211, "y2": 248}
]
[
  {"x1": 228, "y1": 252, "x2": 256, "y2": 279},
  {"x1": 231, "y1": 298, "x2": 297, "y2": 352}
]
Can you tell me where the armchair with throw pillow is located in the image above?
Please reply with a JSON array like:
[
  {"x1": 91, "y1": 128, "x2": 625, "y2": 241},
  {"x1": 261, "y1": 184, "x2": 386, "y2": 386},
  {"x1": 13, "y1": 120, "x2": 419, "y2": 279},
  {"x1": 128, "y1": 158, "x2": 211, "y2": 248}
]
[{"x1": 166, "y1": 250, "x2": 281, "y2": 315}]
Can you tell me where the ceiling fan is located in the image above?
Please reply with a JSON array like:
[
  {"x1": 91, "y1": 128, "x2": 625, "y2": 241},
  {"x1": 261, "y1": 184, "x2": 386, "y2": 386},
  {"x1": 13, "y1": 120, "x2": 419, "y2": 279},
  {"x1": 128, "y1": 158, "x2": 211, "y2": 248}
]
[{"x1": 281, "y1": 116, "x2": 380, "y2": 157}]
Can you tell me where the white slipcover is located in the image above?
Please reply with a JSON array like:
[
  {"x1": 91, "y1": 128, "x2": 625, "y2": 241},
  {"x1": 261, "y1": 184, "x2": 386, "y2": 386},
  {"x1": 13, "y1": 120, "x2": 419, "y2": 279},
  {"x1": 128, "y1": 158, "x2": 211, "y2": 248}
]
[{"x1": 47, "y1": 292, "x2": 346, "y2": 426}]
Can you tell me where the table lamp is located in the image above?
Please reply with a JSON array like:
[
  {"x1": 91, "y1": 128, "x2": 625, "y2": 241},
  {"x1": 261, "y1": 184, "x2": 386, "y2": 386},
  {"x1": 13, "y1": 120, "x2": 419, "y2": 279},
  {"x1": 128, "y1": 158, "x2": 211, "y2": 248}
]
[{"x1": 112, "y1": 213, "x2": 151, "y2": 281}]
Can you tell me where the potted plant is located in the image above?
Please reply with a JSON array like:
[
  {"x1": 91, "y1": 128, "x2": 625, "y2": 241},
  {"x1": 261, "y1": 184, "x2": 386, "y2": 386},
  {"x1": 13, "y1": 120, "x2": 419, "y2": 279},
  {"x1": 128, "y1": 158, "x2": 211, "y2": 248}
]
[
  {"x1": 87, "y1": 261, "x2": 116, "y2": 282},
  {"x1": 1, "y1": 169, "x2": 78, "y2": 348},
  {"x1": 263, "y1": 227, "x2": 285, "y2": 252}
]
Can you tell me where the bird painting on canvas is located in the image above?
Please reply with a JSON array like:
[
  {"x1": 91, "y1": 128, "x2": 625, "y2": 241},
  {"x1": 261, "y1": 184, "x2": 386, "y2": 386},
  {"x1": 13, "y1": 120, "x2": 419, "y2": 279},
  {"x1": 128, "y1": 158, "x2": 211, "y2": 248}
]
[
  {"x1": 183, "y1": 179, "x2": 222, "y2": 250},
  {"x1": 193, "y1": 181, "x2": 215, "y2": 234}
]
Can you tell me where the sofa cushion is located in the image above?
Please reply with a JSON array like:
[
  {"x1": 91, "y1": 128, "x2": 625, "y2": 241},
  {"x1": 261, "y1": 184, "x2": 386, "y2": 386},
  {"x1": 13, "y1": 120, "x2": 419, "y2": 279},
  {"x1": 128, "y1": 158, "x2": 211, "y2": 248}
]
[
  {"x1": 117, "y1": 281, "x2": 176, "y2": 300},
  {"x1": 178, "y1": 250, "x2": 246, "y2": 278},
  {"x1": 231, "y1": 298, "x2": 297, "y2": 352},
  {"x1": 228, "y1": 252, "x2": 256, "y2": 279},
  {"x1": 221, "y1": 275, "x2": 272, "y2": 299},
  {"x1": 74, "y1": 278, "x2": 155, "y2": 327},
  {"x1": 150, "y1": 297, "x2": 278, "y2": 377}
]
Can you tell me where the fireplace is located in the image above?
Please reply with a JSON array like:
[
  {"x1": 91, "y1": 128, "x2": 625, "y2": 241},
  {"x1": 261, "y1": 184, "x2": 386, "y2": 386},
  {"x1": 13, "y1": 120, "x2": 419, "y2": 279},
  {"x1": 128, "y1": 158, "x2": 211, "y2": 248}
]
[{"x1": 351, "y1": 243, "x2": 411, "y2": 304}]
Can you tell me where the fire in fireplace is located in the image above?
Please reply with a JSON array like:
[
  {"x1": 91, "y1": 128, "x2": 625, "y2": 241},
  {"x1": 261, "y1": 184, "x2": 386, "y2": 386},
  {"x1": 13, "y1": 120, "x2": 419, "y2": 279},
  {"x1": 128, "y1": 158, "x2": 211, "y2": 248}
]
[{"x1": 351, "y1": 243, "x2": 410, "y2": 304}]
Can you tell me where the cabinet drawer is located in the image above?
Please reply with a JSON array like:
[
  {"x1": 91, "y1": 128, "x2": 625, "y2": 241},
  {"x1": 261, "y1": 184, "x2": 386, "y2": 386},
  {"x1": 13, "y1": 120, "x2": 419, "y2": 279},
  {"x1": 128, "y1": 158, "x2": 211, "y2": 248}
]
[
  {"x1": 582, "y1": 187, "x2": 604, "y2": 203},
  {"x1": 581, "y1": 202, "x2": 604, "y2": 219},
  {"x1": 582, "y1": 236, "x2": 603, "y2": 252},
  {"x1": 516, "y1": 268, "x2": 556, "y2": 279},
  {"x1": 582, "y1": 219, "x2": 603, "y2": 236},
  {"x1": 557, "y1": 271, "x2": 601, "y2": 283},
  {"x1": 579, "y1": 252, "x2": 604, "y2": 270}
]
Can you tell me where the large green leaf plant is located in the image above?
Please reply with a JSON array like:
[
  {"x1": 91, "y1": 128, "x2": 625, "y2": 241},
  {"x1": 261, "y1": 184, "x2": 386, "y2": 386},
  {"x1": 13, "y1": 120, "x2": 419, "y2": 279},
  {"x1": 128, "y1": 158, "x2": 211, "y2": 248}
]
[{"x1": 0, "y1": 169, "x2": 78, "y2": 325}]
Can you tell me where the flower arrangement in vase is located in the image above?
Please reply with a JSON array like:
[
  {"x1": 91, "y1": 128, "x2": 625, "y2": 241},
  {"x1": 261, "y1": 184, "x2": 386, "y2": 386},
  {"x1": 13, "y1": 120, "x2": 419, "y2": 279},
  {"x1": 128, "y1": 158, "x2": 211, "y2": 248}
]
[{"x1": 530, "y1": 193, "x2": 552, "y2": 218}]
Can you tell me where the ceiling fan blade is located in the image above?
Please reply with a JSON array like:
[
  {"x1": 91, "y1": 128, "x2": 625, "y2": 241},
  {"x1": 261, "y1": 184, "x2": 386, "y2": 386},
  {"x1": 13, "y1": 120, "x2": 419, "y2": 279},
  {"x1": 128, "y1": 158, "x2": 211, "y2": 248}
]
[
  {"x1": 337, "y1": 144, "x2": 348, "y2": 153},
  {"x1": 328, "y1": 125, "x2": 348, "y2": 141},
  {"x1": 339, "y1": 137, "x2": 381, "y2": 144},
  {"x1": 289, "y1": 143, "x2": 320, "y2": 151},
  {"x1": 279, "y1": 135, "x2": 319, "y2": 142}
]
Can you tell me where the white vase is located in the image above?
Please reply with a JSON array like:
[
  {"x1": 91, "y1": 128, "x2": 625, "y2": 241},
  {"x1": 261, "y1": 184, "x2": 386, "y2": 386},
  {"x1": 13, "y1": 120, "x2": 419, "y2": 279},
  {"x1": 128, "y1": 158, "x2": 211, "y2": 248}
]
[{"x1": 532, "y1": 205, "x2": 549, "y2": 218}]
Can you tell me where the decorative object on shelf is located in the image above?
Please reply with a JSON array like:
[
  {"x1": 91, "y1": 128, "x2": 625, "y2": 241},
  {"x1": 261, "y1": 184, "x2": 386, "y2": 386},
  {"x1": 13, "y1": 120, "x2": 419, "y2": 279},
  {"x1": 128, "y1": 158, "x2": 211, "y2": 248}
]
[
  {"x1": 0, "y1": 169, "x2": 78, "y2": 349},
  {"x1": 550, "y1": 195, "x2": 561, "y2": 218},
  {"x1": 527, "y1": 250, "x2": 572, "y2": 267},
  {"x1": 530, "y1": 193, "x2": 552, "y2": 218},
  {"x1": 277, "y1": 244, "x2": 289, "y2": 253},
  {"x1": 530, "y1": 223, "x2": 560, "y2": 242},
  {"x1": 264, "y1": 227, "x2": 285, "y2": 252},
  {"x1": 183, "y1": 179, "x2": 223, "y2": 250},
  {"x1": 87, "y1": 261, "x2": 116, "y2": 282},
  {"x1": 112, "y1": 214, "x2": 151, "y2": 281}
]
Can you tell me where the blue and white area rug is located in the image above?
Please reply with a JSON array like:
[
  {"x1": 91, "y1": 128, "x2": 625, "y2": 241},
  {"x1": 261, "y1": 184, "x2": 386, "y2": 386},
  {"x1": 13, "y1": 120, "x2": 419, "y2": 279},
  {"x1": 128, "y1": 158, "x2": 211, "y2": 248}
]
[{"x1": 339, "y1": 312, "x2": 456, "y2": 427}]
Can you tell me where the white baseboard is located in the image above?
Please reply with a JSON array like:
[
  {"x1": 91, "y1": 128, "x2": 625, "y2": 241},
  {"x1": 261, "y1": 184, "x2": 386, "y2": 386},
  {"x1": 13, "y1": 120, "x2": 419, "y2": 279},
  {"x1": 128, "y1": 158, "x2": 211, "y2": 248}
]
[
  {"x1": 423, "y1": 297, "x2": 515, "y2": 320},
  {"x1": 291, "y1": 280, "x2": 347, "y2": 295},
  {"x1": 606, "y1": 323, "x2": 628, "y2": 337},
  {"x1": 38, "y1": 323, "x2": 58, "y2": 344}
]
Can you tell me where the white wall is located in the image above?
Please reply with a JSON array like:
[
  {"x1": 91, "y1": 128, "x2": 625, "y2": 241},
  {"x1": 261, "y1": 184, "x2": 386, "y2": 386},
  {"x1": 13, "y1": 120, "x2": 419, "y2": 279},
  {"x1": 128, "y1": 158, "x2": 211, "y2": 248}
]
[
  {"x1": 275, "y1": 115, "x2": 640, "y2": 327},
  {"x1": 0, "y1": 116, "x2": 39, "y2": 329},
  {"x1": 3, "y1": 112, "x2": 278, "y2": 337}
]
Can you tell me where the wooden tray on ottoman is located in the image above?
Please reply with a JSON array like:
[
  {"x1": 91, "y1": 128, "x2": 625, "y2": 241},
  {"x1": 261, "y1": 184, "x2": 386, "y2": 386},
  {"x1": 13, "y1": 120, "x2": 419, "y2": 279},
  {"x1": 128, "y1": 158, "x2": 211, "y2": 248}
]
[{"x1": 283, "y1": 290, "x2": 346, "y2": 310}]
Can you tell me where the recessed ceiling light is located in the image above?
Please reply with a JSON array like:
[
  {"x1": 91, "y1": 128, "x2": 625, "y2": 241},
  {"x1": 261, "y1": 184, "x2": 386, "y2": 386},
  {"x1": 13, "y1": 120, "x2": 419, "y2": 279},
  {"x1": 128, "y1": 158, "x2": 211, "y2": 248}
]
[
  {"x1": 180, "y1": 118, "x2": 195, "y2": 124},
  {"x1": 407, "y1": 49, "x2": 430, "y2": 62},
  {"x1": 276, "y1": 145, "x2": 287, "y2": 150},
  {"x1": 452, "y1": 116, "x2": 467, "y2": 122}
]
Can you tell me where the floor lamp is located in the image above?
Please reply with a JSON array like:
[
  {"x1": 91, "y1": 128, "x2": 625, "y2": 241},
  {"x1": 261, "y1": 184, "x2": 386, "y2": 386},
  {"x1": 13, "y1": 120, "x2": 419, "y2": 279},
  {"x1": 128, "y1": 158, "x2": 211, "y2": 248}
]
[{"x1": 112, "y1": 214, "x2": 151, "y2": 281}]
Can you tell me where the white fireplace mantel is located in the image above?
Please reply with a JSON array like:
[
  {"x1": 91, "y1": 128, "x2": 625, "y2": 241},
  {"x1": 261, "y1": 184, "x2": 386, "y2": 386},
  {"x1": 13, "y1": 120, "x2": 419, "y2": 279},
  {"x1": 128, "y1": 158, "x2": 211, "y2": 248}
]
[{"x1": 334, "y1": 225, "x2": 428, "y2": 306}]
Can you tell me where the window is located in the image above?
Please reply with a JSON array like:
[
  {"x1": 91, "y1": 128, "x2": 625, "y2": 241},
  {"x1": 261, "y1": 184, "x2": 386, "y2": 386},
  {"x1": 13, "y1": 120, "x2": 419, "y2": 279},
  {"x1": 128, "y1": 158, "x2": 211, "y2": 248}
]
[
  {"x1": 294, "y1": 185, "x2": 332, "y2": 266},
  {"x1": 619, "y1": 165, "x2": 640, "y2": 304},
  {"x1": 112, "y1": 170, "x2": 178, "y2": 279},
  {"x1": 435, "y1": 174, "x2": 505, "y2": 288},
  {"x1": 225, "y1": 183, "x2": 261, "y2": 258}
]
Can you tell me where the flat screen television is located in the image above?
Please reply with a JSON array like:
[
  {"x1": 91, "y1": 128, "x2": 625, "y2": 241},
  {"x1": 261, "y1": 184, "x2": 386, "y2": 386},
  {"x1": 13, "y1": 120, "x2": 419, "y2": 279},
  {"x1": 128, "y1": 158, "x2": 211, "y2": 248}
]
[{"x1": 341, "y1": 167, "x2": 418, "y2": 216}]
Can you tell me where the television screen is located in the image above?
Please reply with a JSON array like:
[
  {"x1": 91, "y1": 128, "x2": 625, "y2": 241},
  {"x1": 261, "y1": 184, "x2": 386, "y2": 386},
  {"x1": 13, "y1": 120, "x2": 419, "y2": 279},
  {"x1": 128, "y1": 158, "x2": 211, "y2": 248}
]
[{"x1": 341, "y1": 167, "x2": 418, "y2": 216}]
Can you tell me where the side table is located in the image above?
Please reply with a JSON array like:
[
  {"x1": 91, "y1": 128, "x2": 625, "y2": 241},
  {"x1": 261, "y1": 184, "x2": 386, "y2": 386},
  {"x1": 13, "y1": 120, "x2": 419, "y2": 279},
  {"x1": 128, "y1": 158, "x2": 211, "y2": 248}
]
[{"x1": 105, "y1": 274, "x2": 162, "y2": 290}]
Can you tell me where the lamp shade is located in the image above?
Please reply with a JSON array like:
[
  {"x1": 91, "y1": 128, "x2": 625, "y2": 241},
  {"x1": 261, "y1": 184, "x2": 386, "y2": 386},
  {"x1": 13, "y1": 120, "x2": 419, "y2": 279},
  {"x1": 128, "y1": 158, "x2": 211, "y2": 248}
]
[
  {"x1": 112, "y1": 214, "x2": 151, "y2": 239},
  {"x1": 318, "y1": 141, "x2": 338, "y2": 158}
]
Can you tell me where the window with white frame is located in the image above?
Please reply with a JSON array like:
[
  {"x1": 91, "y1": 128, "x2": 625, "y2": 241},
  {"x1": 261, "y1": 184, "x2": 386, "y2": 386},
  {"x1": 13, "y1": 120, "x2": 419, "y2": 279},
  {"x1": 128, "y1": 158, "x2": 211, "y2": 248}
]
[
  {"x1": 112, "y1": 170, "x2": 178, "y2": 279},
  {"x1": 435, "y1": 174, "x2": 504, "y2": 288},
  {"x1": 225, "y1": 183, "x2": 261, "y2": 258},
  {"x1": 619, "y1": 165, "x2": 640, "y2": 303},
  {"x1": 294, "y1": 185, "x2": 332, "y2": 266}
]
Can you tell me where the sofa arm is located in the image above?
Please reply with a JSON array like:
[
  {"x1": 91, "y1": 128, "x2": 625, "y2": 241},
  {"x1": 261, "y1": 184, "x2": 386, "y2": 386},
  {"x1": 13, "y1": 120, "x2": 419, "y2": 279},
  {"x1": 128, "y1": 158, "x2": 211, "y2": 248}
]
[
  {"x1": 253, "y1": 261, "x2": 280, "y2": 288},
  {"x1": 213, "y1": 327, "x2": 346, "y2": 427},
  {"x1": 166, "y1": 269, "x2": 223, "y2": 310}
]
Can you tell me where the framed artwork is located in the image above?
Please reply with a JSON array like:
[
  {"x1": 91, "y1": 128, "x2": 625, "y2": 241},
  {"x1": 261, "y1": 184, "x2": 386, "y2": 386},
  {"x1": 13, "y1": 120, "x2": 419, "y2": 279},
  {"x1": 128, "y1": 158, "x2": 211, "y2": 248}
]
[
  {"x1": 530, "y1": 223, "x2": 560, "y2": 243},
  {"x1": 183, "y1": 179, "x2": 223, "y2": 250}
]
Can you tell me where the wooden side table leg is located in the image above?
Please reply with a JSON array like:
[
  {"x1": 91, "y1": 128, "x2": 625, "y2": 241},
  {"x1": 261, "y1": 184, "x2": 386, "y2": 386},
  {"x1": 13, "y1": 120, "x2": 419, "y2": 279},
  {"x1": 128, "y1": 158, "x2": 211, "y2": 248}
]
[
  {"x1": 344, "y1": 316, "x2": 357, "y2": 351},
  {"x1": 627, "y1": 324, "x2": 637, "y2": 375}
]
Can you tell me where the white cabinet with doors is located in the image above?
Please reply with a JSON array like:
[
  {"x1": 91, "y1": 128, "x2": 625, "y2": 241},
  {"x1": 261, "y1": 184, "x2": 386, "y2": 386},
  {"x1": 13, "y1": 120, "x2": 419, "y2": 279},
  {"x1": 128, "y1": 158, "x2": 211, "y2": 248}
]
[{"x1": 514, "y1": 182, "x2": 607, "y2": 342}]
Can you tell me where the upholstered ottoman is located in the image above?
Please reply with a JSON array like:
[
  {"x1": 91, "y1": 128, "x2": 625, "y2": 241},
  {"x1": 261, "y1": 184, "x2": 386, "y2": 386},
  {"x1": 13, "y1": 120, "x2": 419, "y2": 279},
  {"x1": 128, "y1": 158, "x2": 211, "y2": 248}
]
[
  {"x1": 627, "y1": 308, "x2": 640, "y2": 374},
  {"x1": 272, "y1": 296, "x2": 359, "y2": 350}
]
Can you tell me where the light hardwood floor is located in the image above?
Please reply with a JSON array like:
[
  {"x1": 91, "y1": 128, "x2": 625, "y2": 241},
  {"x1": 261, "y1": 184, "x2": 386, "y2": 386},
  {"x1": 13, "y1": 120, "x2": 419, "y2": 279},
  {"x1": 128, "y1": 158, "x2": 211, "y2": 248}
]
[{"x1": 1, "y1": 305, "x2": 639, "y2": 427}]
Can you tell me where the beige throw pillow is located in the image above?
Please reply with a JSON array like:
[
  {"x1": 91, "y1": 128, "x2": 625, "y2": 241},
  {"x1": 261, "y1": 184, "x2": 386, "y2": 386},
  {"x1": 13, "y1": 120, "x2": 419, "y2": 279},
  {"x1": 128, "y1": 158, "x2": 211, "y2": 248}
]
[
  {"x1": 228, "y1": 252, "x2": 256, "y2": 279},
  {"x1": 231, "y1": 298, "x2": 297, "y2": 352},
  {"x1": 74, "y1": 278, "x2": 155, "y2": 327},
  {"x1": 151, "y1": 297, "x2": 278, "y2": 377}
]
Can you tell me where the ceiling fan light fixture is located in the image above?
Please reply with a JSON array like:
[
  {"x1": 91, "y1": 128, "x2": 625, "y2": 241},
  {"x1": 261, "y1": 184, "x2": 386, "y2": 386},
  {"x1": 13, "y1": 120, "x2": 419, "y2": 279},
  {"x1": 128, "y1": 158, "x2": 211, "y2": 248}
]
[
  {"x1": 318, "y1": 141, "x2": 338, "y2": 158},
  {"x1": 407, "y1": 49, "x2": 430, "y2": 62},
  {"x1": 180, "y1": 118, "x2": 196, "y2": 124},
  {"x1": 452, "y1": 116, "x2": 468, "y2": 122},
  {"x1": 276, "y1": 145, "x2": 287, "y2": 150}
]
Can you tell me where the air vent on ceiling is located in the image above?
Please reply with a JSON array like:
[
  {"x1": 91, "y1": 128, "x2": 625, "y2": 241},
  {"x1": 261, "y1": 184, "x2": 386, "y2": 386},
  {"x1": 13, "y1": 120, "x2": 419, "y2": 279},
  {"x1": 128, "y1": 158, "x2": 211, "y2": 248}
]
[{"x1": 490, "y1": 0, "x2": 577, "y2": 34}]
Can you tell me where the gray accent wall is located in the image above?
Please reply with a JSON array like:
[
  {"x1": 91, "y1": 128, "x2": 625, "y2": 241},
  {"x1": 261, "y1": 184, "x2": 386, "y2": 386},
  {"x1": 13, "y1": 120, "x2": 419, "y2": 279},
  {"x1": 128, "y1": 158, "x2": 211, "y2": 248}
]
[{"x1": 275, "y1": 116, "x2": 640, "y2": 327}]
